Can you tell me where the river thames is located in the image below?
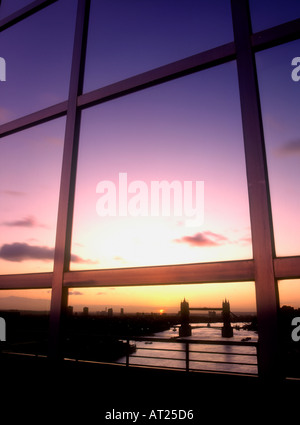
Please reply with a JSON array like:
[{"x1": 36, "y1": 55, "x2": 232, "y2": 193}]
[{"x1": 117, "y1": 323, "x2": 258, "y2": 375}]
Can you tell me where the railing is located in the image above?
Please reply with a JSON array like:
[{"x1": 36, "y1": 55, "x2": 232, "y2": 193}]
[
  {"x1": 1, "y1": 334, "x2": 258, "y2": 375},
  {"x1": 121, "y1": 336, "x2": 258, "y2": 375}
]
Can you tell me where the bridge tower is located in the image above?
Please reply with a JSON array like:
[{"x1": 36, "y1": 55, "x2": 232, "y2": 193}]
[
  {"x1": 179, "y1": 298, "x2": 191, "y2": 337},
  {"x1": 222, "y1": 299, "x2": 233, "y2": 338}
]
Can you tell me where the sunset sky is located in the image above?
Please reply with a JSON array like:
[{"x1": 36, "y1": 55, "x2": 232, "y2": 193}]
[{"x1": 0, "y1": 0, "x2": 300, "y2": 313}]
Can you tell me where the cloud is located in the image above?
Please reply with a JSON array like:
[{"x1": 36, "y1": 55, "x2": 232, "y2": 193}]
[
  {"x1": 174, "y1": 230, "x2": 252, "y2": 248},
  {"x1": 1, "y1": 190, "x2": 26, "y2": 197},
  {"x1": 0, "y1": 242, "x2": 97, "y2": 264},
  {"x1": 201, "y1": 231, "x2": 229, "y2": 243},
  {"x1": 238, "y1": 236, "x2": 252, "y2": 246},
  {"x1": 1, "y1": 215, "x2": 47, "y2": 228},
  {"x1": 0, "y1": 296, "x2": 50, "y2": 311},
  {"x1": 45, "y1": 136, "x2": 64, "y2": 146},
  {"x1": 0, "y1": 107, "x2": 13, "y2": 124},
  {"x1": 174, "y1": 231, "x2": 229, "y2": 247},
  {"x1": 0, "y1": 242, "x2": 54, "y2": 262},
  {"x1": 68, "y1": 291, "x2": 83, "y2": 296},
  {"x1": 70, "y1": 253, "x2": 98, "y2": 264},
  {"x1": 276, "y1": 139, "x2": 300, "y2": 156}
]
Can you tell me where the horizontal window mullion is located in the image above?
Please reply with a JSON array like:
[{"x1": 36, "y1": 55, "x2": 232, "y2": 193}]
[
  {"x1": 63, "y1": 260, "x2": 255, "y2": 288},
  {"x1": 0, "y1": 0, "x2": 58, "y2": 32},
  {"x1": 252, "y1": 18, "x2": 300, "y2": 52},
  {"x1": 1, "y1": 257, "x2": 299, "y2": 290},
  {"x1": 0, "y1": 101, "x2": 68, "y2": 139},
  {"x1": 77, "y1": 42, "x2": 236, "y2": 110},
  {"x1": 0, "y1": 272, "x2": 52, "y2": 289},
  {"x1": 274, "y1": 257, "x2": 300, "y2": 280}
]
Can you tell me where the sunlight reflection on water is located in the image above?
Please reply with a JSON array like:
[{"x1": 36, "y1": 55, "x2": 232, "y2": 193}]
[{"x1": 117, "y1": 323, "x2": 258, "y2": 375}]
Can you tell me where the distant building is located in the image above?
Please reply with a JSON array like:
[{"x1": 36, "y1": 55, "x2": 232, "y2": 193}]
[
  {"x1": 67, "y1": 306, "x2": 73, "y2": 315},
  {"x1": 120, "y1": 308, "x2": 124, "y2": 315},
  {"x1": 83, "y1": 306, "x2": 89, "y2": 316},
  {"x1": 222, "y1": 299, "x2": 233, "y2": 338},
  {"x1": 179, "y1": 298, "x2": 191, "y2": 337},
  {"x1": 208, "y1": 310, "x2": 217, "y2": 320},
  {"x1": 108, "y1": 308, "x2": 113, "y2": 317}
]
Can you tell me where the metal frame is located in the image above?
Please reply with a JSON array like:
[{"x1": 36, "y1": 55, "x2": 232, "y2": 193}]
[
  {"x1": 48, "y1": 0, "x2": 90, "y2": 360},
  {"x1": 0, "y1": 0, "x2": 58, "y2": 32},
  {"x1": 124, "y1": 336, "x2": 258, "y2": 375},
  {"x1": 0, "y1": 0, "x2": 300, "y2": 378},
  {"x1": 232, "y1": 0, "x2": 279, "y2": 379}
]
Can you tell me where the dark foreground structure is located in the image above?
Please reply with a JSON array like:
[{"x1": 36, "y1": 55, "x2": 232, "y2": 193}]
[{"x1": 1, "y1": 352, "x2": 299, "y2": 423}]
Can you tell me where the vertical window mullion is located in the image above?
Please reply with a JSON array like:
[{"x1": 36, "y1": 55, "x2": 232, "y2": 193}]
[
  {"x1": 231, "y1": 0, "x2": 281, "y2": 379},
  {"x1": 48, "y1": 0, "x2": 90, "y2": 361}
]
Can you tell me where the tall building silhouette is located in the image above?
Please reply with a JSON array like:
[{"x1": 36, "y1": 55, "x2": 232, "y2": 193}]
[
  {"x1": 179, "y1": 298, "x2": 191, "y2": 337},
  {"x1": 222, "y1": 299, "x2": 233, "y2": 338}
]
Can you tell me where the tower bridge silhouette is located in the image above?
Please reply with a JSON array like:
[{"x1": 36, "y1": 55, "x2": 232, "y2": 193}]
[{"x1": 179, "y1": 298, "x2": 233, "y2": 338}]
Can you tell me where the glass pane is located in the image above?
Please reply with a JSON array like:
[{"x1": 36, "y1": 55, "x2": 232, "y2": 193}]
[
  {"x1": 66, "y1": 282, "x2": 257, "y2": 374},
  {"x1": 68, "y1": 283, "x2": 257, "y2": 315},
  {"x1": 278, "y1": 280, "x2": 300, "y2": 378},
  {"x1": 0, "y1": 118, "x2": 65, "y2": 274},
  {"x1": 0, "y1": 0, "x2": 34, "y2": 19},
  {"x1": 256, "y1": 40, "x2": 300, "y2": 256},
  {"x1": 84, "y1": 0, "x2": 233, "y2": 92},
  {"x1": 249, "y1": 0, "x2": 300, "y2": 32},
  {"x1": 279, "y1": 279, "x2": 300, "y2": 309},
  {"x1": 0, "y1": 289, "x2": 51, "y2": 356},
  {"x1": 71, "y1": 62, "x2": 252, "y2": 270},
  {"x1": 0, "y1": 0, "x2": 76, "y2": 124}
]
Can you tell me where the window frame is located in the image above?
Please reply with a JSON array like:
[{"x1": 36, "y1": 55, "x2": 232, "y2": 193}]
[{"x1": 0, "y1": 0, "x2": 300, "y2": 379}]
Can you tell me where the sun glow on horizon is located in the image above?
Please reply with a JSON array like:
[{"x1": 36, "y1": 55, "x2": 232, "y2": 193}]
[
  {"x1": 1, "y1": 280, "x2": 300, "y2": 314},
  {"x1": 65, "y1": 281, "x2": 258, "y2": 314}
]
